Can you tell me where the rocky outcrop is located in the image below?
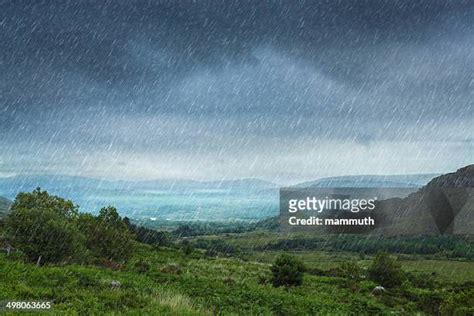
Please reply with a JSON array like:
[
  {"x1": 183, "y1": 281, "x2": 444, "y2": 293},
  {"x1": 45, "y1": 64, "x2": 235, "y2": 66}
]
[
  {"x1": 375, "y1": 165, "x2": 474, "y2": 235},
  {"x1": 425, "y1": 165, "x2": 474, "y2": 188}
]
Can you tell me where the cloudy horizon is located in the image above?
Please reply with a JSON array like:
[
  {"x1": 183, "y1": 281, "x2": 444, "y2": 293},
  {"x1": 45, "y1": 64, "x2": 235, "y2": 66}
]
[{"x1": 1, "y1": 1, "x2": 473, "y2": 183}]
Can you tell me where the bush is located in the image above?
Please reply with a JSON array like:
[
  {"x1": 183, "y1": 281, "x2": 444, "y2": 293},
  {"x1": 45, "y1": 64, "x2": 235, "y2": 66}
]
[
  {"x1": 78, "y1": 207, "x2": 133, "y2": 262},
  {"x1": 180, "y1": 240, "x2": 194, "y2": 256},
  {"x1": 257, "y1": 274, "x2": 271, "y2": 285},
  {"x1": 134, "y1": 259, "x2": 151, "y2": 273},
  {"x1": 340, "y1": 261, "x2": 364, "y2": 281},
  {"x1": 440, "y1": 288, "x2": 474, "y2": 315},
  {"x1": 406, "y1": 271, "x2": 436, "y2": 289},
  {"x1": 6, "y1": 189, "x2": 134, "y2": 264},
  {"x1": 271, "y1": 254, "x2": 305, "y2": 287},
  {"x1": 367, "y1": 252, "x2": 405, "y2": 288},
  {"x1": 6, "y1": 189, "x2": 85, "y2": 263}
]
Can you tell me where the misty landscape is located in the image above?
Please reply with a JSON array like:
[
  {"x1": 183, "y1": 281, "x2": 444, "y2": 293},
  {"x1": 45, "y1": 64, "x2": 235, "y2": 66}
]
[
  {"x1": 0, "y1": 172, "x2": 436, "y2": 222},
  {"x1": 1, "y1": 1, "x2": 473, "y2": 315}
]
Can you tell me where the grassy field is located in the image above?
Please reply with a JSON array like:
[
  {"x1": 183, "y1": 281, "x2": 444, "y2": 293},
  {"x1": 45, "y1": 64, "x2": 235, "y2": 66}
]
[
  {"x1": 0, "y1": 244, "x2": 393, "y2": 315},
  {"x1": 245, "y1": 250, "x2": 474, "y2": 282},
  {"x1": 191, "y1": 231, "x2": 474, "y2": 283},
  {"x1": 401, "y1": 260, "x2": 474, "y2": 283},
  {"x1": 1, "y1": 240, "x2": 473, "y2": 315}
]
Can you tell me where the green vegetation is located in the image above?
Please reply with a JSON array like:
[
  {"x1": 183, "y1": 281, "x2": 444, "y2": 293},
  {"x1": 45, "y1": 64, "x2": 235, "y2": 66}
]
[
  {"x1": 339, "y1": 261, "x2": 364, "y2": 281},
  {"x1": 78, "y1": 206, "x2": 133, "y2": 262},
  {"x1": 0, "y1": 246, "x2": 209, "y2": 315},
  {"x1": 5, "y1": 189, "x2": 133, "y2": 264},
  {"x1": 124, "y1": 217, "x2": 172, "y2": 247},
  {"x1": 191, "y1": 230, "x2": 474, "y2": 259},
  {"x1": 367, "y1": 252, "x2": 405, "y2": 288},
  {"x1": 0, "y1": 189, "x2": 473, "y2": 314},
  {"x1": 258, "y1": 234, "x2": 474, "y2": 259},
  {"x1": 5, "y1": 189, "x2": 84, "y2": 263},
  {"x1": 139, "y1": 216, "x2": 279, "y2": 237},
  {"x1": 271, "y1": 254, "x2": 305, "y2": 287},
  {"x1": 1, "y1": 241, "x2": 473, "y2": 314}
]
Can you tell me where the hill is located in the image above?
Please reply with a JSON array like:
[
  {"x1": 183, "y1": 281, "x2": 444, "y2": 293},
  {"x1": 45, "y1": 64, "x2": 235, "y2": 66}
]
[
  {"x1": 282, "y1": 166, "x2": 473, "y2": 236},
  {"x1": 375, "y1": 165, "x2": 474, "y2": 235},
  {"x1": 425, "y1": 165, "x2": 474, "y2": 188},
  {"x1": 294, "y1": 174, "x2": 438, "y2": 188}
]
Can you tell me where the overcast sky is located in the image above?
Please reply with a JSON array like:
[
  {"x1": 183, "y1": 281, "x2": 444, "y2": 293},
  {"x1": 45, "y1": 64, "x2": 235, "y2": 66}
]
[{"x1": 1, "y1": 1, "x2": 473, "y2": 183}]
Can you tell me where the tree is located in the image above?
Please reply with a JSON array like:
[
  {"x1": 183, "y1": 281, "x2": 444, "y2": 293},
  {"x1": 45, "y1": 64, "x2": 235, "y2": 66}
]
[
  {"x1": 123, "y1": 217, "x2": 172, "y2": 246},
  {"x1": 271, "y1": 254, "x2": 305, "y2": 287},
  {"x1": 6, "y1": 189, "x2": 135, "y2": 264},
  {"x1": 98, "y1": 206, "x2": 125, "y2": 229},
  {"x1": 173, "y1": 224, "x2": 194, "y2": 237},
  {"x1": 11, "y1": 188, "x2": 78, "y2": 219},
  {"x1": 6, "y1": 189, "x2": 84, "y2": 263},
  {"x1": 367, "y1": 252, "x2": 405, "y2": 288},
  {"x1": 78, "y1": 206, "x2": 133, "y2": 261}
]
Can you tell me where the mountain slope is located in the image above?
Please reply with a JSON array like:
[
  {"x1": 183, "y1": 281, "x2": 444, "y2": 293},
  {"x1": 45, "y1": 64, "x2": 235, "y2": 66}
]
[
  {"x1": 294, "y1": 174, "x2": 438, "y2": 188},
  {"x1": 425, "y1": 165, "x2": 474, "y2": 188},
  {"x1": 375, "y1": 165, "x2": 474, "y2": 235}
]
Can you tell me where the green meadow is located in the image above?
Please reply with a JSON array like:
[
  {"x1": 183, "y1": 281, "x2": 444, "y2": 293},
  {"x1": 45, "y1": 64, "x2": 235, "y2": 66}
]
[{"x1": 1, "y1": 240, "x2": 473, "y2": 315}]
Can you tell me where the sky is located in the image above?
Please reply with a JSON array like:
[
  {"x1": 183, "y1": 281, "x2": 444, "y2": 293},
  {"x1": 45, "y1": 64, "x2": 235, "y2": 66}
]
[{"x1": 1, "y1": 1, "x2": 473, "y2": 184}]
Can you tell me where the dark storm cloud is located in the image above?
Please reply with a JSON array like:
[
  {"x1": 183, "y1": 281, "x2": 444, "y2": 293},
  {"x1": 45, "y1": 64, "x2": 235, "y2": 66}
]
[
  {"x1": 2, "y1": 1, "x2": 472, "y2": 93},
  {"x1": 0, "y1": 1, "x2": 473, "y2": 181}
]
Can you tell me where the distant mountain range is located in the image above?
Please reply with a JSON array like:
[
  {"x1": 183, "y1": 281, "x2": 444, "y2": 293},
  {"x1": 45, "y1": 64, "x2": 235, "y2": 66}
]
[
  {"x1": 0, "y1": 175, "x2": 278, "y2": 197},
  {"x1": 293, "y1": 174, "x2": 438, "y2": 188},
  {"x1": 0, "y1": 169, "x2": 469, "y2": 224},
  {"x1": 0, "y1": 172, "x2": 437, "y2": 200}
]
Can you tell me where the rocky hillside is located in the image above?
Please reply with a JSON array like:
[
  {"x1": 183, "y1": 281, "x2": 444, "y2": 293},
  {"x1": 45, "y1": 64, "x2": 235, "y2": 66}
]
[
  {"x1": 425, "y1": 165, "x2": 474, "y2": 188},
  {"x1": 376, "y1": 165, "x2": 474, "y2": 236}
]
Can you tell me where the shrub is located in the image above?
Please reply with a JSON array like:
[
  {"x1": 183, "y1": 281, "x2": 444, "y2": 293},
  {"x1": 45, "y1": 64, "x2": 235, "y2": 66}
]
[
  {"x1": 6, "y1": 189, "x2": 85, "y2": 263},
  {"x1": 271, "y1": 254, "x2": 305, "y2": 287},
  {"x1": 180, "y1": 240, "x2": 193, "y2": 256},
  {"x1": 257, "y1": 274, "x2": 271, "y2": 285},
  {"x1": 134, "y1": 259, "x2": 151, "y2": 273},
  {"x1": 340, "y1": 261, "x2": 364, "y2": 281},
  {"x1": 77, "y1": 207, "x2": 133, "y2": 262},
  {"x1": 440, "y1": 288, "x2": 474, "y2": 315},
  {"x1": 406, "y1": 271, "x2": 436, "y2": 289},
  {"x1": 367, "y1": 252, "x2": 405, "y2": 288}
]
